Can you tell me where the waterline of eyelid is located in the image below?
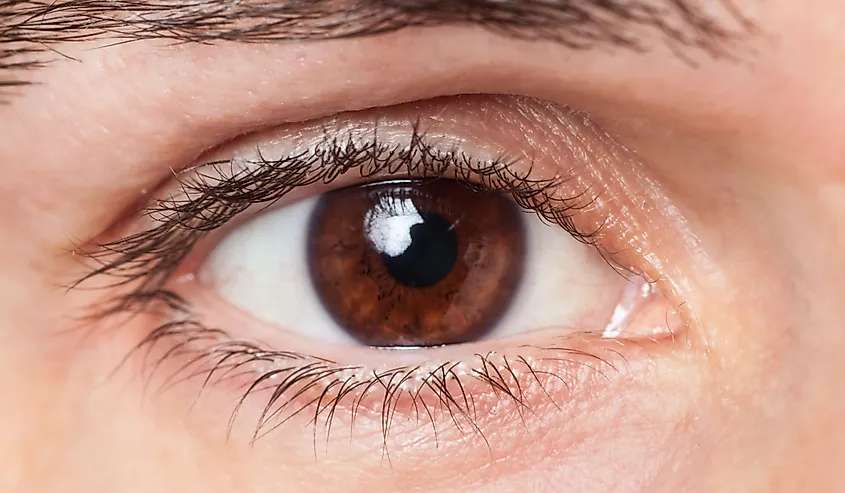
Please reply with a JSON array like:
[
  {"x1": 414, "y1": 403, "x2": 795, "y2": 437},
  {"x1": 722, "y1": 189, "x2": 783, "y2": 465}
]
[{"x1": 194, "y1": 280, "x2": 672, "y2": 387}]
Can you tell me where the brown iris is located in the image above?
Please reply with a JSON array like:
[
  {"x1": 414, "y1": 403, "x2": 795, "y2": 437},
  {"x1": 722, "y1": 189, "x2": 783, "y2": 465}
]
[{"x1": 307, "y1": 180, "x2": 525, "y2": 347}]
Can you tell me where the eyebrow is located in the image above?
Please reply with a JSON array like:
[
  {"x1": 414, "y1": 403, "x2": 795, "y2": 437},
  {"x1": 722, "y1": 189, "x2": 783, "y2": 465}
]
[{"x1": 1, "y1": 0, "x2": 752, "y2": 86}]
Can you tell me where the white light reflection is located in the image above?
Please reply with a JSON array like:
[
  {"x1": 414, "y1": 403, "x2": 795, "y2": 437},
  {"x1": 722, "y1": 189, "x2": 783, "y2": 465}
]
[{"x1": 363, "y1": 195, "x2": 423, "y2": 257}]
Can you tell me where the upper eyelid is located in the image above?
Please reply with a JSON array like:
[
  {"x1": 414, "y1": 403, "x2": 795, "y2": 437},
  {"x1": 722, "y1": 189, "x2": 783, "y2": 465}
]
[{"x1": 2, "y1": 32, "x2": 756, "y2": 253}]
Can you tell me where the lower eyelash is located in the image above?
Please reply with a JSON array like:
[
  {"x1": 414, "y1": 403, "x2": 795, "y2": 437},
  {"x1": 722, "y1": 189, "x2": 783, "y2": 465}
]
[{"x1": 130, "y1": 312, "x2": 625, "y2": 450}]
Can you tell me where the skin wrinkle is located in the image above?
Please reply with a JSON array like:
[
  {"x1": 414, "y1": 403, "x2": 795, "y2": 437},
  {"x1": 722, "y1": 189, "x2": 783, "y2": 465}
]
[{"x1": 0, "y1": 0, "x2": 753, "y2": 88}]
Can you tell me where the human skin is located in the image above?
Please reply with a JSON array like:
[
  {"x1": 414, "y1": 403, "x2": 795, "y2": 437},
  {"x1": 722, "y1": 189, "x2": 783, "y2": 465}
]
[{"x1": 1, "y1": 0, "x2": 844, "y2": 492}]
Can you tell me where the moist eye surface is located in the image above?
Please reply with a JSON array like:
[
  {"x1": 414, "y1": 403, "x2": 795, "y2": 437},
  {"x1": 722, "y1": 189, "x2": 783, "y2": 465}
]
[{"x1": 307, "y1": 179, "x2": 526, "y2": 347}]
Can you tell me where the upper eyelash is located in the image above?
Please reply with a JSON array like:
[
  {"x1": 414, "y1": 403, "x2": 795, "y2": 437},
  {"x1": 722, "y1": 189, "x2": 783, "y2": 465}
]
[{"x1": 71, "y1": 124, "x2": 601, "y2": 317}]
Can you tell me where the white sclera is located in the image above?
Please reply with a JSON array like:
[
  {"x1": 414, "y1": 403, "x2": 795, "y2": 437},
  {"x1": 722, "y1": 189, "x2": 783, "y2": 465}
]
[
  {"x1": 201, "y1": 197, "x2": 356, "y2": 344},
  {"x1": 492, "y1": 214, "x2": 622, "y2": 337},
  {"x1": 201, "y1": 198, "x2": 624, "y2": 345}
]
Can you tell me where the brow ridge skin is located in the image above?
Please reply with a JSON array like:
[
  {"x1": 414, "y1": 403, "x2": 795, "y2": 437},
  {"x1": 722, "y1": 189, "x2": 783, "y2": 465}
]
[{"x1": 0, "y1": 0, "x2": 752, "y2": 88}]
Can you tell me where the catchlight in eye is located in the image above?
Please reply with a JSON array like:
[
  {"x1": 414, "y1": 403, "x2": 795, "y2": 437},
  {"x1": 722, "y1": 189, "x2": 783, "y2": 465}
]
[{"x1": 307, "y1": 180, "x2": 525, "y2": 348}]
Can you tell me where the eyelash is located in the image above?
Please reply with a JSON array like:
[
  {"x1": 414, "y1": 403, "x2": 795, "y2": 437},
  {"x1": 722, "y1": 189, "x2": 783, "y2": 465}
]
[
  {"x1": 74, "y1": 123, "x2": 623, "y2": 448},
  {"x1": 75, "y1": 124, "x2": 602, "y2": 315}
]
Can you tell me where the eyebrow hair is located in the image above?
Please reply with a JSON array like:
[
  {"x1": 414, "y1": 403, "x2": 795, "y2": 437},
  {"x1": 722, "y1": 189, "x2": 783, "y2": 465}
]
[{"x1": 1, "y1": 0, "x2": 752, "y2": 87}]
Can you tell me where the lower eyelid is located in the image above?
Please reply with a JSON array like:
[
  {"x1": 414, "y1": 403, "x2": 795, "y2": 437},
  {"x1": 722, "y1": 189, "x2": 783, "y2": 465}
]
[
  {"x1": 139, "y1": 254, "x2": 682, "y2": 449},
  {"x1": 128, "y1": 313, "x2": 661, "y2": 451}
]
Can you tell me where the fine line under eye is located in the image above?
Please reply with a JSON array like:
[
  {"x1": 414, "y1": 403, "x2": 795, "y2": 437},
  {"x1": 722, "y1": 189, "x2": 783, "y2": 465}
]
[{"x1": 72, "y1": 124, "x2": 595, "y2": 317}]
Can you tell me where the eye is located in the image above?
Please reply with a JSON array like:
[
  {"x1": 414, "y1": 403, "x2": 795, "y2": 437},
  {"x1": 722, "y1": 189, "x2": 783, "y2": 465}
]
[
  {"x1": 202, "y1": 178, "x2": 633, "y2": 347},
  {"x1": 78, "y1": 95, "x2": 689, "y2": 450}
]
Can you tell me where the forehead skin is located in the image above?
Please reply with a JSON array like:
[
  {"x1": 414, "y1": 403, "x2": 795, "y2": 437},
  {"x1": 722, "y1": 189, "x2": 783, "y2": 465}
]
[{"x1": 1, "y1": 0, "x2": 845, "y2": 493}]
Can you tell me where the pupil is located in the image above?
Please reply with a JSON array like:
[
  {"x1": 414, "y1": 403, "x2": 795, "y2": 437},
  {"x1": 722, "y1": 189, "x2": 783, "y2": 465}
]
[{"x1": 380, "y1": 211, "x2": 458, "y2": 288}]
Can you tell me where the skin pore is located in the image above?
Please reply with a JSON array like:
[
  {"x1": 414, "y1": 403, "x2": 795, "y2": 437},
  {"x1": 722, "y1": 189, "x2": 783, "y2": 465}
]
[{"x1": 1, "y1": 1, "x2": 845, "y2": 492}]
